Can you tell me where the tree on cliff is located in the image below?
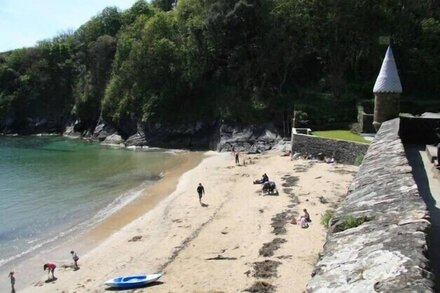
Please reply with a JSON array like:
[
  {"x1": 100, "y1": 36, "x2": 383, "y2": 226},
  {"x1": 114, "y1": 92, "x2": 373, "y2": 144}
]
[{"x1": 0, "y1": 0, "x2": 439, "y2": 134}]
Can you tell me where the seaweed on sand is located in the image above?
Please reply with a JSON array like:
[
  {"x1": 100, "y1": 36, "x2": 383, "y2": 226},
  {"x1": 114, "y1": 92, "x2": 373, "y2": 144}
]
[
  {"x1": 252, "y1": 260, "x2": 281, "y2": 278},
  {"x1": 244, "y1": 281, "x2": 276, "y2": 293},
  {"x1": 259, "y1": 238, "x2": 287, "y2": 257}
]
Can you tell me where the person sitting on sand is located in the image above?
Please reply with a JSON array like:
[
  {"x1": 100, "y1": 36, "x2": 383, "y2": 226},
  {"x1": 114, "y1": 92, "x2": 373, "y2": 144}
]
[
  {"x1": 253, "y1": 173, "x2": 269, "y2": 184},
  {"x1": 302, "y1": 209, "x2": 311, "y2": 222},
  {"x1": 262, "y1": 181, "x2": 277, "y2": 194},
  {"x1": 291, "y1": 152, "x2": 301, "y2": 160},
  {"x1": 281, "y1": 150, "x2": 292, "y2": 157},
  {"x1": 325, "y1": 156, "x2": 335, "y2": 164},
  {"x1": 293, "y1": 209, "x2": 311, "y2": 228},
  {"x1": 43, "y1": 263, "x2": 56, "y2": 280},
  {"x1": 299, "y1": 216, "x2": 309, "y2": 228}
]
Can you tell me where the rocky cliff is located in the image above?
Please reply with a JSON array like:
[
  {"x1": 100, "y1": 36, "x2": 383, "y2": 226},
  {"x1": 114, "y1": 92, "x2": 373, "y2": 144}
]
[{"x1": 64, "y1": 120, "x2": 282, "y2": 152}]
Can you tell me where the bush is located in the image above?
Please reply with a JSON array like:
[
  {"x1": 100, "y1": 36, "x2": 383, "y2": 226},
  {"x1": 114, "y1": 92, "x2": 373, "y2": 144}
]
[
  {"x1": 335, "y1": 215, "x2": 370, "y2": 232},
  {"x1": 320, "y1": 210, "x2": 335, "y2": 228},
  {"x1": 354, "y1": 154, "x2": 364, "y2": 166}
]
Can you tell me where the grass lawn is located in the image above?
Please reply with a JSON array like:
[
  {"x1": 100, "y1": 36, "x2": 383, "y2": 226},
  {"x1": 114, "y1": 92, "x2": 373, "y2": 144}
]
[{"x1": 312, "y1": 130, "x2": 370, "y2": 144}]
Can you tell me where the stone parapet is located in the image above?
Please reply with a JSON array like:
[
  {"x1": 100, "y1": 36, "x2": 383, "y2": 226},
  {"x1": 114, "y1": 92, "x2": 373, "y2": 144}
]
[
  {"x1": 307, "y1": 118, "x2": 434, "y2": 292},
  {"x1": 291, "y1": 133, "x2": 369, "y2": 165}
]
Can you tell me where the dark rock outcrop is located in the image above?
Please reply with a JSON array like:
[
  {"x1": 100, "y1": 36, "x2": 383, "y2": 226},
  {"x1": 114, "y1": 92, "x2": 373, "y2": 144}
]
[
  {"x1": 101, "y1": 133, "x2": 124, "y2": 146},
  {"x1": 125, "y1": 133, "x2": 147, "y2": 146},
  {"x1": 215, "y1": 123, "x2": 281, "y2": 153},
  {"x1": 307, "y1": 118, "x2": 434, "y2": 292},
  {"x1": 93, "y1": 122, "x2": 117, "y2": 142},
  {"x1": 61, "y1": 119, "x2": 282, "y2": 152},
  {"x1": 123, "y1": 121, "x2": 281, "y2": 152}
]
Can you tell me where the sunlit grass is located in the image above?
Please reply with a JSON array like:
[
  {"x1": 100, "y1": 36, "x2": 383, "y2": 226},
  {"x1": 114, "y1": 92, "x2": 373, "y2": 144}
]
[{"x1": 312, "y1": 130, "x2": 370, "y2": 143}]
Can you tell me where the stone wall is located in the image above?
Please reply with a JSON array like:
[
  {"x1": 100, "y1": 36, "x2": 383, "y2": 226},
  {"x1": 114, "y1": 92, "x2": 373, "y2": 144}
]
[
  {"x1": 356, "y1": 104, "x2": 375, "y2": 133},
  {"x1": 307, "y1": 118, "x2": 435, "y2": 292},
  {"x1": 291, "y1": 133, "x2": 370, "y2": 165}
]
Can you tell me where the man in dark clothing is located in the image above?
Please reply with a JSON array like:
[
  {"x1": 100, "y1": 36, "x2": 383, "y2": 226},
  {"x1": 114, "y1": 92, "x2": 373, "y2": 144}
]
[{"x1": 197, "y1": 183, "x2": 205, "y2": 204}]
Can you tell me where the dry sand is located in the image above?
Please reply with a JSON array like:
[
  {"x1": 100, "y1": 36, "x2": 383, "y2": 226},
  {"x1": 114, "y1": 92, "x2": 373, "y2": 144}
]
[{"x1": 22, "y1": 151, "x2": 358, "y2": 293}]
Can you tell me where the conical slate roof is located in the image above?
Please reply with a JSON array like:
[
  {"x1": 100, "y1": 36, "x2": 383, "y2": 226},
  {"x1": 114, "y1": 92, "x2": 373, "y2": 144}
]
[{"x1": 373, "y1": 46, "x2": 402, "y2": 93}]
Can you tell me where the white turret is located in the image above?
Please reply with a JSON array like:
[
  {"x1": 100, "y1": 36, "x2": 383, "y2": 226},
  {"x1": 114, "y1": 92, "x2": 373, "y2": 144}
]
[
  {"x1": 372, "y1": 46, "x2": 402, "y2": 131},
  {"x1": 373, "y1": 46, "x2": 402, "y2": 93}
]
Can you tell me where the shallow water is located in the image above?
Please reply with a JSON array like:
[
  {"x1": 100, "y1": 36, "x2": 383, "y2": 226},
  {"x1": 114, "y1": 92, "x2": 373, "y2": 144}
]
[{"x1": 0, "y1": 136, "x2": 173, "y2": 271}]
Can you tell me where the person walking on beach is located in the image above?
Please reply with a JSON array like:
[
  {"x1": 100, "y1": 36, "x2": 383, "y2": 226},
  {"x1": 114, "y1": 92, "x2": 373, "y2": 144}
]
[
  {"x1": 8, "y1": 271, "x2": 15, "y2": 293},
  {"x1": 235, "y1": 151, "x2": 240, "y2": 165},
  {"x1": 197, "y1": 183, "x2": 205, "y2": 204},
  {"x1": 70, "y1": 250, "x2": 79, "y2": 270},
  {"x1": 43, "y1": 263, "x2": 56, "y2": 281}
]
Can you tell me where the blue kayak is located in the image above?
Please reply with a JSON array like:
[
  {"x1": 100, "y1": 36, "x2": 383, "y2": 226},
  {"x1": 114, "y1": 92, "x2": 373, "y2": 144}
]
[{"x1": 104, "y1": 272, "x2": 163, "y2": 288}]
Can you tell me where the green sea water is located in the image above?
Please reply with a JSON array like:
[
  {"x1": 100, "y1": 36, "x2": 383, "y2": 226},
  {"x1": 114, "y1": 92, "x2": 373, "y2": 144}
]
[{"x1": 0, "y1": 136, "x2": 173, "y2": 272}]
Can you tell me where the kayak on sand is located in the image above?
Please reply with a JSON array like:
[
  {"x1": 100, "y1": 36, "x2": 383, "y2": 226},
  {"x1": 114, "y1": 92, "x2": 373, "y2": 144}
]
[{"x1": 104, "y1": 272, "x2": 163, "y2": 288}]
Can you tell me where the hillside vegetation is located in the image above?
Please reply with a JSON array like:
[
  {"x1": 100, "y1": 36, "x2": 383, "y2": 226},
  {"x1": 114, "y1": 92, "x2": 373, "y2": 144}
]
[{"x1": 0, "y1": 0, "x2": 439, "y2": 135}]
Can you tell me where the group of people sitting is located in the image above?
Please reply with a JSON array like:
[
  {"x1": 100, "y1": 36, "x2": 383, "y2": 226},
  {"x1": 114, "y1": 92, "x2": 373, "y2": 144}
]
[
  {"x1": 253, "y1": 173, "x2": 277, "y2": 194},
  {"x1": 253, "y1": 173, "x2": 310, "y2": 227}
]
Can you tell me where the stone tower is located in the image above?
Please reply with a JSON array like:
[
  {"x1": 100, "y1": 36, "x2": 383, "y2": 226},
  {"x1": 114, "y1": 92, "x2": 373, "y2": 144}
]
[{"x1": 372, "y1": 46, "x2": 402, "y2": 131}]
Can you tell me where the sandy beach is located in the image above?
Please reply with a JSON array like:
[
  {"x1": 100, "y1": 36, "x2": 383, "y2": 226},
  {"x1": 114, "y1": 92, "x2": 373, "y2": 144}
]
[{"x1": 21, "y1": 150, "x2": 358, "y2": 293}]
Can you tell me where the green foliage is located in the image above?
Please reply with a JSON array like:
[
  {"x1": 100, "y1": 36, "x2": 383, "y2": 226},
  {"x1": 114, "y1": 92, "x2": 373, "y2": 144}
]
[
  {"x1": 335, "y1": 215, "x2": 370, "y2": 232},
  {"x1": 152, "y1": 0, "x2": 176, "y2": 11},
  {"x1": 320, "y1": 210, "x2": 335, "y2": 228},
  {"x1": 1, "y1": 0, "x2": 440, "y2": 133},
  {"x1": 312, "y1": 130, "x2": 370, "y2": 144},
  {"x1": 354, "y1": 154, "x2": 365, "y2": 166}
]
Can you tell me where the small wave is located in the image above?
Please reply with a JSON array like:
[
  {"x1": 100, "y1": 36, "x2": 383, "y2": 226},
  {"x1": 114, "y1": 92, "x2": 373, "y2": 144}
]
[
  {"x1": 164, "y1": 149, "x2": 188, "y2": 155},
  {"x1": 27, "y1": 238, "x2": 39, "y2": 244},
  {"x1": 0, "y1": 175, "x2": 163, "y2": 269},
  {"x1": 0, "y1": 232, "x2": 62, "y2": 267},
  {"x1": 90, "y1": 179, "x2": 157, "y2": 224}
]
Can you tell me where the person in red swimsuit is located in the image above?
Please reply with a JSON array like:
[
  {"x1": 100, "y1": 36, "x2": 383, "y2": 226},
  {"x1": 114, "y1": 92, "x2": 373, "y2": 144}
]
[{"x1": 43, "y1": 263, "x2": 56, "y2": 280}]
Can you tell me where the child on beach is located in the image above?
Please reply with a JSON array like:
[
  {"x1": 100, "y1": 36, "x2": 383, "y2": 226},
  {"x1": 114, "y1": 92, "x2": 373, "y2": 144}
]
[
  {"x1": 43, "y1": 263, "x2": 56, "y2": 281},
  {"x1": 8, "y1": 271, "x2": 15, "y2": 293},
  {"x1": 70, "y1": 250, "x2": 79, "y2": 270}
]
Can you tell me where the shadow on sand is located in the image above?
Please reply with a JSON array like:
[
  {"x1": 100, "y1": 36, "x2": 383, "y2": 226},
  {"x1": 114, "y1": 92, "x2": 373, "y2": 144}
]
[{"x1": 105, "y1": 281, "x2": 164, "y2": 291}]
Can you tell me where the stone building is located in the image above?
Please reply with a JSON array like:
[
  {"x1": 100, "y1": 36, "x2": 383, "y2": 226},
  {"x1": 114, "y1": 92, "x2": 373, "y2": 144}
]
[{"x1": 372, "y1": 46, "x2": 402, "y2": 131}]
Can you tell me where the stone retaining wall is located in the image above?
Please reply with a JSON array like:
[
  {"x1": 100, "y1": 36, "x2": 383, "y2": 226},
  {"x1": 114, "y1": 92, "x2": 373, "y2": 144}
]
[
  {"x1": 307, "y1": 118, "x2": 434, "y2": 292},
  {"x1": 291, "y1": 133, "x2": 370, "y2": 165}
]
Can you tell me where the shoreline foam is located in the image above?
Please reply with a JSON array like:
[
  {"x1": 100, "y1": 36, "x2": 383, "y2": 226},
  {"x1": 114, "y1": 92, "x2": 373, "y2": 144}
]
[{"x1": 1, "y1": 150, "x2": 204, "y2": 292}]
